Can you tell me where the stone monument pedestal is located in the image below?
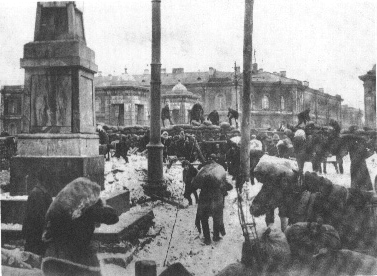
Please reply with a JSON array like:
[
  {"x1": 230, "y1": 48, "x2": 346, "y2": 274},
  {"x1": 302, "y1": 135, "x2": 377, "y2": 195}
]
[{"x1": 10, "y1": 2, "x2": 102, "y2": 196}]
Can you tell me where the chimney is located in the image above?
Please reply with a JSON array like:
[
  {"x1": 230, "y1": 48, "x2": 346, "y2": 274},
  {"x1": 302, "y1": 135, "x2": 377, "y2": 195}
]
[
  {"x1": 236, "y1": 66, "x2": 241, "y2": 74},
  {"x1": 209, "y1": 67, "x2": 215, "y2": 76},
  {"x1": 280, "y1": 71, "x2": 286, "y2": 77},
  {"x1": 124, "y1": 67, "x2": 128, "y2": 74},
  {"x1": 172, "y1": 68, "x2": 184, "y2": 74},
  {"x1": 319, "y1": 88, "x2": 324, "y2": 93},
  {"x1": 303, "y1": 81, "x2": 309, "y2": 87},
  {"x1": 144, "y1": 69, "x2": 149, "y2": 74},
  {"x1": 161, "y1": 68, "x2": 166, "y2": 73},
  {"x1": 252, "y1": 63, "x2": 258, "y2": 73},
  {"x1": 258, "y1": 68, "x2": 263, "y2": 73}
]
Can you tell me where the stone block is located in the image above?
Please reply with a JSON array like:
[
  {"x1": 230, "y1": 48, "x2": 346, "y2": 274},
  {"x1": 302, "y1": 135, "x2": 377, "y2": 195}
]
[
  {"x1": 101, "y1": 189, "x2": 130, "y2": 216},
  {"x1": 17, "y1": 134, "x2": 99, "y2": 157},
  {"x1": 94, "y1": 208, "x2": 154, "y2": 243},
  {"x1": 1, "y1": 197, "x2": 27, "y2": 224},
  {"x1": 10, "y1": 156, "x2": 104, "y2": 196}
]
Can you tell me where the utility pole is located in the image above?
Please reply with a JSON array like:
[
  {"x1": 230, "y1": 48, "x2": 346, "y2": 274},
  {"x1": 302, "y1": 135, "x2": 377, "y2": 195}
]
[
  {"x1": 234, "y1": 61, "x2": 239, "y2": 112},
  {"x1": 238, "y1": 0, "x2": 254, "y2": 187}
]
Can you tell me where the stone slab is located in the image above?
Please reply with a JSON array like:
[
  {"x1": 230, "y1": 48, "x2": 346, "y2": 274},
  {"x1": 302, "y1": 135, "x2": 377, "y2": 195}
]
[
  {"x1": 17, "y1": 133, "x2": 99, "y2": 157},
  {"x1": 102, "y1": 189, "x2": 130, "y2": 216},
  {"x1": 0, "y1": 197, "x2": 28, "y2": 224},
  {"x1": 1, "y1": 208, "x2": 154, "y2": 244},
  {"x1": 10, "y1": 156, "x2": 104, "y2": 196},
  {"x1": 94, "y1": 208, "x2": 154, "y2": 243},
  {"x1": 21, "y1": 40, "x2": 97, "y2": 72}
]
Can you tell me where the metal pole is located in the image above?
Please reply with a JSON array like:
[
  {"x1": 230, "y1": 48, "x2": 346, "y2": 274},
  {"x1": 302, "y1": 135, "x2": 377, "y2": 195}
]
[
  {"x1": 237, "y1": 0, "x2": 254, "y2": 188},
  {"x1": 146, "y1": 0, "x2": 165, "y2": 195}
]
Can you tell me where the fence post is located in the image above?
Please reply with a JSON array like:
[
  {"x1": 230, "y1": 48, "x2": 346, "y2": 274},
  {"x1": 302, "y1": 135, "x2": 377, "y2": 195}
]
[{"x1": 135, "y1": 260, "x2": 157, "y2": 276}]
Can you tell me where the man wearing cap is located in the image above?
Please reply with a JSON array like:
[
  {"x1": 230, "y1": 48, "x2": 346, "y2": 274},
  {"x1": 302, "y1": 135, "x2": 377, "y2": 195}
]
[
  {"x1": 295, "y1": 108, "x2": 311, "y2": 128},
  {"x1": 227, "y1": 108, "x2": 239, "y2": 128},
  {"x1": 161, "y1": 102, "x2": 174, "y2": 127},
  {"x1": 161, "y1": 131, "x2": 171, "y2": 162},
  {"x1": 182, "y1": 160, "x2": 199, "y2": 205}
]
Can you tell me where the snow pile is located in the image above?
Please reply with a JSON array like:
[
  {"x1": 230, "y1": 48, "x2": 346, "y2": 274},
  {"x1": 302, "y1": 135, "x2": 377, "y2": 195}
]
[{"x1": 101, "y1": 155, "x2": 187, "y2": 205}]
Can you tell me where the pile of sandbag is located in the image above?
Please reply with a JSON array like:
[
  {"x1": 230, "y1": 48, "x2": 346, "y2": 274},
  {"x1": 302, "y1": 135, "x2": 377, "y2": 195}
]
[
  {"x1": 285, "y1": 222, "x2": 341, "y2": 261},
  {"x1": 2, "y1": 248, "x2": 43, "y2": 276},
  {"x1": 254, "y1": 155, "x2": 298, "y2": 179},
  {"x1": 216, "y1": 226, "x2": 291, "y2": 275}
]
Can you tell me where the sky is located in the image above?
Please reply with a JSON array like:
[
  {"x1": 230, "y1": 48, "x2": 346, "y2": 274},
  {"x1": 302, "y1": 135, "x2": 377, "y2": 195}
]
[{"x1": 0, "y1": 0, "x2": 375, "y2": 108}]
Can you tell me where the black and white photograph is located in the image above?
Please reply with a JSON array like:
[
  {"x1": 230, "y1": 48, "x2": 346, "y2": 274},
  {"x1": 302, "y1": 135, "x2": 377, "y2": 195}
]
[{"x1": 0, "y1": 0, "x2": 376, "y2": 275}]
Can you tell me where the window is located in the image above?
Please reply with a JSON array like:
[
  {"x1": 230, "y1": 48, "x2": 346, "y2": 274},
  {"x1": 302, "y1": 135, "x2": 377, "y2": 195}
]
[
  {"x1": 7, "y1": 99, "x2": 19, "y2": 115},
  {"x1": 280, "y1": 96, "x2": 285, "y2": 110},
  {"x1": 95, "y1": 97, "x2": 101, "y2": 112},
  {"x1": 262, "y1": 95, "x2": 269, "y2": 110},
  {"x1": 216, "y1": 94, "x2": 225, "y2": 110}
]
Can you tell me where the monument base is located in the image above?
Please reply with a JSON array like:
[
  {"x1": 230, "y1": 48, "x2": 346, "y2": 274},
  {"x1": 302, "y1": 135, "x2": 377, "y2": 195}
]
[{"x1": 10, "y1": 156, "x2": 104, "y2": 196}]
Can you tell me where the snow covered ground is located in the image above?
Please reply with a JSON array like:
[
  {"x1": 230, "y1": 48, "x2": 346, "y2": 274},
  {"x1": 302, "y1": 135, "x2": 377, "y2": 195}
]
[{"x1": 100, "y1": 153, "x2": 377, "y2": 276}]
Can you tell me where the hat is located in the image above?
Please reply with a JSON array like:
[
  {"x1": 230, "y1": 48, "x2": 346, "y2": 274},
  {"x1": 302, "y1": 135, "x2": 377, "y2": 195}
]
[
  {"x1": 161, "y1": 131, "x2": 169, "y2": 138},
  {"x1": 272, "y1": 134, "x2": 280, "y2": 141}
]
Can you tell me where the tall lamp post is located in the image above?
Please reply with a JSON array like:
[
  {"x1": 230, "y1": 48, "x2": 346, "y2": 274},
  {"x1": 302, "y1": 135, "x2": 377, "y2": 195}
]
[{"x1": 145, "y1": 0, "x2": 168, "y2": 196}]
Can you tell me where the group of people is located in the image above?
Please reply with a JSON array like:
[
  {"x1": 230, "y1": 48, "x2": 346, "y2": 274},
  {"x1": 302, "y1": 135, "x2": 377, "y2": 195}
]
[{"x1": 161, "y1": 100, "x2": 240, "y2": 129}]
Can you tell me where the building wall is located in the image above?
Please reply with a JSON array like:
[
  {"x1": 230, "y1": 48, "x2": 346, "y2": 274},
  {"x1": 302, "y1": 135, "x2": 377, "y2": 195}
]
[
  {"x1": 95, "y1": 86, "x2": 149, "y2": 126},
  {"x1": 1, "y1": 86, "x2": 24, "y2": 135}
]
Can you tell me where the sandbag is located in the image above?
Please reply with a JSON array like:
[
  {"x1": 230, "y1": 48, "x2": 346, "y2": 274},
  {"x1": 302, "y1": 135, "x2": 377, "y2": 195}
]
[
  {"x1": 45, "y1": 178, "x2": 101, "y2": 222},
  {"x1": 191, "y1": 120, "x2": 201, "y2": 126},
  {"x1": 254, "y1": 155, "x2": 298, "y2": 178},
  {"x1": 220, "y1": 122, "x2": 230, "y2": 129},
  {"x1": 203, "y1": 120, "x2": 212, "y2": 126},
  {"x1": 192, "y1": 162, "x2": 227, "y2": 190},
  {"x1": 285, "y1": 222, "x2": 341, "y2": 261},
  {"x1": 294, "y1": 129, "x2": 306, "y2": 139},
  {"x1": 313, "y1": 249, "x2": 377, "y2": 276},
  {"x1": 240, "y1": 227, "x2": 291, "y2": 273}
]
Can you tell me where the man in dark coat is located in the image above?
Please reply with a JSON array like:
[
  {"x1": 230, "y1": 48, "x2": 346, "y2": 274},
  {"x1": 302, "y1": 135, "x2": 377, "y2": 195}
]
[
  {"x1": 22, "y1": 171, "x2": 52, "y2": 256},
  {"x1": 161, "y1": 102, "x2": 174, "y2": 127},
  {"x1": 349, "y1": 137, "x2": 373, "y2": 191},
  {"x1": 207, "y1": 110, "x2": 220, "y2": 126},
  {"x1": 190, "y1": 102, "x2": 204, "y2": 125},
  {"x1": 182, "y1": 160, "x2": 199, "y2": 205},
  {"x1": 295, "y1": 108, "x2": 311, "y2": 128},
  {"x1": 227, "y1": 108, "x2": 239, "y2": 128},
  {"x1": 114, "y1": 136, "x2": 129, "y2": 162}
]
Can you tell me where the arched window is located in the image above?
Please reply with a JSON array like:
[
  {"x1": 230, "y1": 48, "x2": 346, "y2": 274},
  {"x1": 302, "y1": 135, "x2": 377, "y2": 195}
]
[
  {"x1": 280, "y1": 96, "x2": 285, "y2": 110},
  {"x1": 262, "y1": 95, "x2": 269, "y2": 110}
]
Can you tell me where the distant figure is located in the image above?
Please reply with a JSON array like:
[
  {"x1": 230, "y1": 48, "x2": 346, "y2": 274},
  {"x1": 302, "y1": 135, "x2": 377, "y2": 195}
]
[
  {"x1": 182, "y1": 160, "x2": 199, "y2": 205},
  {"x1": 161, "y1": 102, "x2": 174, "y2": 127},
  {"x1": 190, "y1": 103, "x2": 204, "y2": 125},
  {"x1": 329, "y1": 119, "x2": 341, "y2": 136},
  {"x1": 207, "y1": 110, "x2": 220, "y2": 126},
  {"x1": 227, "y1": 108, "x2": 239, "y2": 128},
  {"x1": 114, "y1": 135, "x2": 129, "y2": 162},
  {"x1": 295, "y1": 108, "x2": 311, "y2": 128},
  {"x1": 22, "y1": 170, "x2": 52, "y2": 256}
]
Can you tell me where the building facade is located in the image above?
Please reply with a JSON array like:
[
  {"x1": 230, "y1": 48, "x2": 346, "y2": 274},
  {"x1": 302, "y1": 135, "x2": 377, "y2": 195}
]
[
  {"x1": 94, "y1": 71, "x2": 149, "y2": 126},
  {"x1": 132, "y1": 64, "x2": 343, "y2": 129},
  {"x1": 341, "y1": 105, "x2": 363, "y2": 129},
  {"x1": 359, "y1": 64, "x2": 376, "y2": 129},
  {"x1": 162, "y1": 81, "x2": 200, "y2": 124},
  {"x1": 0, "y1": 86, "x2": 24, "y2": 135}
]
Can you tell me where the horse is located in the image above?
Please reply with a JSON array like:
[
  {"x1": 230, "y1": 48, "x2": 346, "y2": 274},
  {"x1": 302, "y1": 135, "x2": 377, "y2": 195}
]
[{"x1": 250, "y1": 169, "x2": 377, "y2": 254}]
